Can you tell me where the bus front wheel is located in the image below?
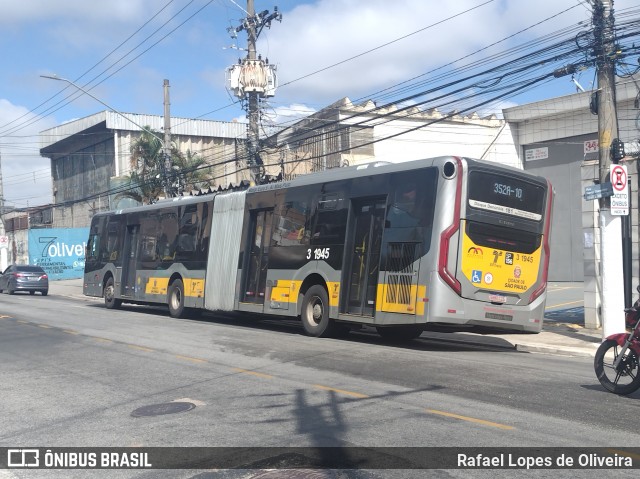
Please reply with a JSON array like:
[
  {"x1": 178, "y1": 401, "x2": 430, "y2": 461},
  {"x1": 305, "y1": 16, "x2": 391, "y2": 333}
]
[
  {"x1": 301, "y1": 285, "x2": 336, "y2": 337},
  {"x1": 104, "y1": 277, "x2": 122, "y2": 310},
  {"x1": 168, "y1": 279, "x2": 185, "y2": 318}
]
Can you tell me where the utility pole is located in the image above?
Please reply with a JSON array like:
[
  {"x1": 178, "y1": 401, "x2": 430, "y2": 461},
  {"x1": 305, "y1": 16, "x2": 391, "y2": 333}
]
[
  {"x1": 0, "y1": 150, "x2": 6, "y2": 268},
  {"x1": 246, "y1": 0, "x2": 260, "y2": 184},
  {"x1": 226, "y1": 1, "x2": 282, "y2": 185},
  {"x1": 163, "y1": 79, "x2": 174, "y2": 197},
  {"x1": 594, "y1": 0, "x2": 625, "y2": 336}
]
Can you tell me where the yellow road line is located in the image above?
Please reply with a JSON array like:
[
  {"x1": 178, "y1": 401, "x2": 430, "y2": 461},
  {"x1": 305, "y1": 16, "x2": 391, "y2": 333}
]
[
  {"x1": 62, "y1": 329, "x2": 79, "y2": 335},
  {"x1": 0, "y1": 315, "x2": 11, "y2": 319},
  {"x1": 175, "y1": 354, "x2": 207, "y2": 364},
  {"x1": 232, "y1": 367, "x2": 274, "y2": 379},
  {"x1": 127, "y1": 344, "x2": 154, "y2": 353},
  {"x1": 313, "y1": 384, "x2": 369, "y2": 399},
  {"x1": 545, "y1": 299, "x2": 583, "y2": 310},
  {"x1": 92, "y1": 337, "x2": 113, "y2": 344},
  {"x1": 547, "y1": 286, "x2": 581, "y2": 291},
  {"x1": 425, "y1": 409, "x2": 514, "y2": 430},
  {"x1": 37, "y1": 324, "x2": 52, "y2": 329},
  {"x1": 17, "y1": 320, "x2": 29, "y2": 324}
]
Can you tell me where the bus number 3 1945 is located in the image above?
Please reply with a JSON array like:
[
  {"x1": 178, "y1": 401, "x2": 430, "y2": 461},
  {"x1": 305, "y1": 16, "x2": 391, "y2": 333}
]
[{"x1": 307, "y1": 248, "x2": 331, "y2": 260}]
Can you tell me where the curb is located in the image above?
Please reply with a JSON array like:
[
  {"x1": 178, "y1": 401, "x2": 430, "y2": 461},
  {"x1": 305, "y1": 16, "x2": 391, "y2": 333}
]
[{"x1": 514, "y1": 343, "x2": 600, "y2": 358}]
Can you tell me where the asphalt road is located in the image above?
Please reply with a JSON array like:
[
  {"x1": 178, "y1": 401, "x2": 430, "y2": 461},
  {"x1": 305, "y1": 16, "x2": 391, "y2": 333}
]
[{"x1": 1, "y1": 292, "x2": 639, "y2": 478}]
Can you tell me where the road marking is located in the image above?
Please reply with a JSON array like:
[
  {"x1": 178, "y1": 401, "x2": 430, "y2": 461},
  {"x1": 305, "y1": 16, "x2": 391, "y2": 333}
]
[
  {"x1": 127, "y1": 344, "x2": 154, "y2": 353},
  {"x1": 62, "y1": 329, "x2": 79, "y2": 335},
  {"x1": 313, "y1": 384, "x2": 369, "y2": 399},
  {"x1": 174, "y1": 397, "x2": 207, "y2": 406},
  {"x1": 0, "y1": 315, "x2": 11, "y2": 319},
  {"x1": 37, "y1": 324, "x2": 52, "y2": 329},
  {"x1": 547, "y1": 286, "x2": 581, "y2": 291},
  {"x1": 425, "y1": 409, "x2": 514, "y2": 430},
  {"x1": 17, "y1": 320, "x2": 29, "y2": 324},
  {"x1": 232, "y1": 367, "x2": 274, "y2": 379},
  {"x1": 92, "y1": 337, "x2": 113, "y2": 344},
  {"x1": 545, "y1": 299, "x2": 583, "y2": 310},
  {"x1": 175, "y1": 354, "x2": 207, "y2": 364}
]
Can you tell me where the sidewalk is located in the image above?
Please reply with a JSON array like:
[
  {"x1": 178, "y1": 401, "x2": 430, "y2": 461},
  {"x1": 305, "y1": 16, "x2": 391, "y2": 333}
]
[{"x1": 48, "y1": 279, "x2": 603, "y2": 358}]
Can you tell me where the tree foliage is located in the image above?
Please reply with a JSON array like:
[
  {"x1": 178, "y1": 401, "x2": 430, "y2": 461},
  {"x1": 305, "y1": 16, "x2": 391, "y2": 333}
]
[{"x1": 122, "y1": 127, "x2": 214, "y2": 204}]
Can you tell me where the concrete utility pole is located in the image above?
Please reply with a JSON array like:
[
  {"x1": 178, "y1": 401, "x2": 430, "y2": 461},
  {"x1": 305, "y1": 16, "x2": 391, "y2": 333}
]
[
  {"x1": 0, "y1": 150, "x2": 6, "y2": 270},
  {"x1": 227, "y1": 1, "x2": 281, "y2": 185},
  {"x1": 594, "y1": 0, "x2": 625, "y2": 336},
  {"x1": 246, "y1": 0, "x2": 259, "y2": 184},
  {"x1": 163, "y1": 79, "x2": 174, "y2": 197}
]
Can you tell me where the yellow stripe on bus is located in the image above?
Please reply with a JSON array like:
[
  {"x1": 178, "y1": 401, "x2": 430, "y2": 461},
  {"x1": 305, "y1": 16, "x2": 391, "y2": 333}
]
[
  {"x1": 145, "y1": 277, "x2": 169, "y2": 295},
  {"x1": 270, "y1": 280, "x2": 340, "y2": 307},
  {"x1": 145, "y1": 277, "x2": 204, "y2": 297},
  {"x1": 269, "y1": 279, "x2": 425, "y2": 314},
  {"x1": 377, "y1": 284, "x2": 427, "y2": 315}
]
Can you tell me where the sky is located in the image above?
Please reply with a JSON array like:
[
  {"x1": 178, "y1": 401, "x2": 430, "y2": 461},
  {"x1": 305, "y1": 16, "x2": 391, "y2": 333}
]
[{"x1": 0, "y1": 0, "x2": 634, "y2": 208}]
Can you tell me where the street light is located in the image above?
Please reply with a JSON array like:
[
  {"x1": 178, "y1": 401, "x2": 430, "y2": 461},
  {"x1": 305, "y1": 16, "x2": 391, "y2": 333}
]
[{"x1": 40, "y1": 74, "x2": 174, "y2": 198}]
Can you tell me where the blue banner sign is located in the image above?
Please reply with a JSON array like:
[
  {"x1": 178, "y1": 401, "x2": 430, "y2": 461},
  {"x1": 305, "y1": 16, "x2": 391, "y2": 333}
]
[{"x1": 28, "y1": 228, "x2": 89, "y2": 280}]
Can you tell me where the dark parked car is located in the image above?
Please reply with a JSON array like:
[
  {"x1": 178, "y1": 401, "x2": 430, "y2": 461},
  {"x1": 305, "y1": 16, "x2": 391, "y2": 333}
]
[{"x1": 0, "y1": 264, "x2": 49, "y2": 296}]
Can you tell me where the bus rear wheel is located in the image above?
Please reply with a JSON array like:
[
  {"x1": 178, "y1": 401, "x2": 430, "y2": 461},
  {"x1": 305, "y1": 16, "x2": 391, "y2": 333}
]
[
  {"x1": 104, "y1": 277, "x2": 122, "y2": 310},
  {"x1": 301, "y1": 285, "x2": 336, "y2": 337},
  {"x1": 168, "y1": 279, "x2": 185, "y2": 318}
]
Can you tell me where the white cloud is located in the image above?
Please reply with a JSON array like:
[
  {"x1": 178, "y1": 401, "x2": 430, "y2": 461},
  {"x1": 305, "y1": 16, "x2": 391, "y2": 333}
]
[
  {"x1": 258, "y1": 0, "x2": 600, "y2": 105},
  {"x1": 0, "y1": 0, "x2": 152, "y2": 24},
  {"x1": 0, "y1": 99, "x2": 56, "y2": 207}
]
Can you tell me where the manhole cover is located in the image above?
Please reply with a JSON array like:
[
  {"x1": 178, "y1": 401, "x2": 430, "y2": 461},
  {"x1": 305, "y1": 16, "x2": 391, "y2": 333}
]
[{"x1": 131, "y1": 401, "x2": 196, "y2": 417}]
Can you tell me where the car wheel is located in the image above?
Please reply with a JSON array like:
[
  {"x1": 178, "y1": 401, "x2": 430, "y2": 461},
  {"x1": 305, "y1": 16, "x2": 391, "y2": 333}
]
[
  {"x1": 41, "y1": 290, "x2": 48, "y2": 296},
  {"x1": 8, "y1": 288, "x2": 15, "y2": 295},
  {"x1": 29, "y1": 291, "x2": 35, "y2": 295}
]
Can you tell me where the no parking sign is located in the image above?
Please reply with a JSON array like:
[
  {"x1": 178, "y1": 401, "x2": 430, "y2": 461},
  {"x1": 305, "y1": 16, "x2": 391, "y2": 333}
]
[{"x1": 610, "y1": 164, "x2": 629, "y2": 215}]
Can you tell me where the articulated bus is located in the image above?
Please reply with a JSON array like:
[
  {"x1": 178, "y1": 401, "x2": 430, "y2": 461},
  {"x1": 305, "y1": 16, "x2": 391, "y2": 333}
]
[{"x1": 84, "y1": 156, "x2": 554, "y2": 338}]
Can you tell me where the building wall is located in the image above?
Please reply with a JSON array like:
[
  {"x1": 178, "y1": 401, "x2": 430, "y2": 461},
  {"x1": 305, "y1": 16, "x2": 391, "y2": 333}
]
[
  {"x1": 373, "y1": 119, "x2": 521, "y2": 168},
  {"x1": 46, "y1": 130, "x2": 248, "y2": 229},
  {"x1": 521, "y1": 134, "x2": 598, "y2": 281},
  {"x1": 505, "y1": 83, "x2": 640, "y2": 288}
]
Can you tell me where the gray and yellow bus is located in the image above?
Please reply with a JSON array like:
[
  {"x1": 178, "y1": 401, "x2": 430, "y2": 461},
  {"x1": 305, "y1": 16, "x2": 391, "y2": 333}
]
[{"x1": 84, "y1": 156, "x2": 553, "y2": 338}]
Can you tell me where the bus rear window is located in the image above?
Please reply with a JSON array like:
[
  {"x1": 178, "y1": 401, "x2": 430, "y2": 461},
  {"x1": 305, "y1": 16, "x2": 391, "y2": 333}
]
[
  {"x1": 466, "y1": 221, "x2": 541, "y2": 254},
  {"x1": 467, "y1": 171, "x2": 545, "y2": 221}
]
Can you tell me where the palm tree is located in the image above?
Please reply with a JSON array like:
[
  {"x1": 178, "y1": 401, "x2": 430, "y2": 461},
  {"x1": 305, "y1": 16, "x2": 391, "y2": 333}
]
[
  {"x1": 116, "y1": 127, "x2": 215, "y2": 205},
  {"x1": 124, "y1": 128, "x2": 165, "y2": 204},
  {"x1": 172, "y1": 149, "x2": 214, "y2": 194}
]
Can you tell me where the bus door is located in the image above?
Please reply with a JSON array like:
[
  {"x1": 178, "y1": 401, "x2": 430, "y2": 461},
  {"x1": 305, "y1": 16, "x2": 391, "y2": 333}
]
[
  {"x1": 345, "y1": 198, "x2": 386, "y2": 316},
  {"x1": 242, "y1": 209, "x2": 273, "y2": 304},
  {"x1": 121, "y1": 224, "x2": 140, "y2": 297}
]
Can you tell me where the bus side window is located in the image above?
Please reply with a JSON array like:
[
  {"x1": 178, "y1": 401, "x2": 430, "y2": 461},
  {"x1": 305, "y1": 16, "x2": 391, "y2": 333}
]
[
  {"x1": 86, "y1": 234, "x2": 100, "y2": 260},
  {"x1": 158, "y1": 213, "x2": 178, "y2": 261},
  {"x1": 103, "y1": 221, "x2": 121, "y2": 262},
  {"x1": 311, "y1": 193, "x2": 346, "y2": 245},
  {"x1": 177, "y1": 206, "x2": 198, "y2": 256},
  {"x1": 272, "y1": 199, "x2": 309, "y2": 247}
]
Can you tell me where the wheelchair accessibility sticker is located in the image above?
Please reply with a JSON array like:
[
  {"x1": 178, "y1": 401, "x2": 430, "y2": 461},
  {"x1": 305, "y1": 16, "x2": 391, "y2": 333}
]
[{"x1": 471, "y1": 270, "x2": 482, "y2": 284}]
